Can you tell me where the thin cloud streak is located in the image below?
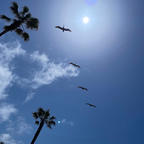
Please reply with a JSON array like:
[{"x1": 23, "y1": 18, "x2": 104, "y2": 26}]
[{"x1": 24, "y1": 92, "x2": 35, "y2": 103}]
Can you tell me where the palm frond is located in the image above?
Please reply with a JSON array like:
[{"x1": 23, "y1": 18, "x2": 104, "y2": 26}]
[
  {"x1": 0, "y1": 142, "x2": 4, "y2": 144},
  {"x1": 26, "y1": 17, "x2": 39, "y2": 30},
  {"x1": 22, "y1": 32, "x2": 29, "y2": 41},
  {"x1": 45, "y1": 110, "x2": 50, "y2": 118},
  {"x1": 47, "y1": 124, "x2": 52, "y2": 129},
  {"x1": 24, "y1": 13, "x2": 31, "y2": 20},
  {"x1": 49, "y1": 116, "x2": 56, "y2": 121},
  {"x1": 45, "y1": 120, "x2": 56, "y2": 126},
  {"x1": 0, "y1": 15, "x2": 11, "y2": 22},
  {"x1": 10, "y1": 2, "x2": 20, "y2": 18},
  {"x1": 15, "y1": 28, "x2": 23, "y2": 35},
  {"x1": 22, "y1": 6, "x2": 29, "y2": 15},
  {"x1": 49, "y1": 120, "x2": 56, "y2": 126},
  {"x1": 32, "y1": 112, "x2": 39, "y2": 119},
  {"x1": 35, "y1": 120, "x2": 39, "y2": 125},
  {"x1": 3, "y1": 25, "x2": 10, "y2": 31}
]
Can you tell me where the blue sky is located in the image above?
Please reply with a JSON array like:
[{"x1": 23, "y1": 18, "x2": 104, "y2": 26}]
[{"x1": 0, "y1": 0, "x2": 144, "y2": 144}]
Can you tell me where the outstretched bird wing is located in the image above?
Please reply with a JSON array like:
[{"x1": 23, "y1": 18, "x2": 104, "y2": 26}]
[
  {"x1": 55, "y1": 26, "x2": 63, "y2": 30},
  {"x1": 78, "y1": 86, "x2": 88, "y2": 91},
  {"x1": 64, "y1": 28, "x2": 72, "y2": 32},
  {"x1": 69, "y1": 62, "x2": 80, "y2": 68},
  {"x1": 86, "y1": 103, "x2": 96, "y2": 108}
]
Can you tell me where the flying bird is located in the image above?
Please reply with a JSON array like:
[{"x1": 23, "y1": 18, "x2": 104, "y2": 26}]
[
  {"x1": 69, "y1": 62, "x2": 80, "y2": 68},
  {"x1": 78, "y1": 86, "x2": 88, "y2": 91},
  {"x1": 55, "y1": 25, "x2": 72, "y2": 32},
  {"x1": 85, "y1": 103, "x2": 96, "y2": 108}
]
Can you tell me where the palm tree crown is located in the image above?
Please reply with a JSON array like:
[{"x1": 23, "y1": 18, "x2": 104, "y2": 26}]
[
  {"x1": 0, "y1": 2, "x2": 39, "y2": 41},
  {"x1": 31, "y1": 108, "x2": 56, "y2": 144},
  {"x1": 33, "y1": 108, "x2": 56, "y2": 128}
]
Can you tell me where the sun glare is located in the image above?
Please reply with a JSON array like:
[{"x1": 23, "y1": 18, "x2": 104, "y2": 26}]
[{"x1": 83, "y1": 16, "x2": 89, "y2": 24}]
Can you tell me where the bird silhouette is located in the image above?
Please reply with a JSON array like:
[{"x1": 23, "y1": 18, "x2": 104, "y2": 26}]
[
  {"x1": 69, "y1": 62, "x2": 80, "y2": 68},
  {"x1": 55, "y1": 25, "x2": 72, "y2": 32},
  {"x1": 85, "y1": 103, "x2": 96, "y2": 108},
  {"x1": 78, "y1": 86, "x2": 88, "y2": 91}
]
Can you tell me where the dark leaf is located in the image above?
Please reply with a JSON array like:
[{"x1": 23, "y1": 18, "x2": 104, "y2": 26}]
[
  {"x1": 15, "y1": 28, "x2": 23, "y2": 35},
  {"x1": 24, "y1": 13, "x2": 31, "y2": 20},
  {"x1": 50, "y1": 116, "x2": 56, "y2": 121},
  {"x1": 32, "y1": 112, "x2": 38, "y2": 119},
  {"x1": 45, "y1": 110, "x2": 50, "y2": 118},
  {"x1": 35, "y1": 120, "x2": 39, "y2": 125},
  {"x1": 38, "y1": 108, "x2": 45, "y2": 116},
  {"x1": 22, "y1": 32, "x2": 29, "y2": 41},
  {"x1": 47, "y1": 124, "x2": 52, "y2": 129},
  {"x1": 26, "y1": 17, "x2": 39, "y2": 30},
  {"x1": 49, "y1": 120, "x2": 56, "y2": 126},
  {"x1": 22, "y1": 6, "x2": 29, "y2": 15},
  {"x1": 10, "y1": 2, "x2": 19, "y2": 18},
  {"x1": 4, "y1": 25, "x2": 10, "y2": 31},
  {"x1": 0, "y1": 15, "x2": 11, "y2": 22}
]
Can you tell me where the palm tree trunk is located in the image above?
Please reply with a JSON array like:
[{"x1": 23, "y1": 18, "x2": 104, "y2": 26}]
[
  {"x1": 31, "y1": 120, "x2": 44, "y2": 144},
  {"x1": 0, "y1": 30, "x2": 8, "y2": 37}
]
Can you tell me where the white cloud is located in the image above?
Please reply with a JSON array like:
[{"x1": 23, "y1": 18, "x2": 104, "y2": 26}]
[
  {"x1": 6, "y1": 117, "x2": 33, "y2": 135},
  {"x1": 0, "y1": 133, "x2": 23, "y2": 144},
  {"x1": 0, "y1": 103, "x2": 17, "y2": 122},
  {"x1": 0, "y1": 133, "x2": 16, "y2": 144},
  {"x1": 0, "y1": 41, "x2": 25, "y2": 100},
  {"x1": 24, "y1": 92, "x2": 35, "y2": 103},
  {"x1": 0, "y1": 41, "x2": 79, "y2": 102},
  {"x1": 58, "y1": 118, "x2": 74, "y2": 127},
  {"x1": 30, "y1": 51, "x2": 79, "y2": 89}
]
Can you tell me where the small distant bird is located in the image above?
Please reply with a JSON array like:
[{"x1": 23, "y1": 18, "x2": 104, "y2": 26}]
[
  {"x1": 69, "y1": 62, "x2": 80, "y2": 68},
  {"x1": 78, "y1": 86, "x2": 88, "y2": 91},
  {"x1": 86, "y1": 103, "x2": 96, "y2": 108},
  {"x1": 55, "y1": 25, "x2": 72, "y2": 32}
]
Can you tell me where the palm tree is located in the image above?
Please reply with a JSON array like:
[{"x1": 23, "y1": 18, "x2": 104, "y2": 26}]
[
  {"x1": 31, "y1": 108, "x2": 56, "y2": 144},
  {"x1": 0, "y1": 2, "x2": 39, "y2": 41}
]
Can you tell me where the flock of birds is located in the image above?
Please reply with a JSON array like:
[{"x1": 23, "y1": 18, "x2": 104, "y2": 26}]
[{"x1": 55, "y1": 25, "x2": 96, "y2": 109}]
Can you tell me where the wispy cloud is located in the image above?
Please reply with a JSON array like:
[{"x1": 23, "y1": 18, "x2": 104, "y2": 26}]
[
  {"x1": 6, "y1": 116, "x2": 33, "y2": 135},
  {"x1": 0, "y1": 133, "x2": 17, "y2": 144},
  {"x1": 0, "y1": 133, "x2": 23, "y2": 144},
  {"x1": 0, "y1": 103, "x2": 17, "y2": 122},
  {"x1": 0, "y1": 41, "x2": 79, "y2": 103},
  {"x1": 58, "y1": 118, "x2": 74, "y2": 127},
  {"x1": 30, "y1": 51, "x2": 79, "y2": 89},
  {"x1": 0, "y1": 41, "x2": 25, "y2": 100},
  {"x1": 24, "y1": 92, "x2": 35, "y2": 103}
]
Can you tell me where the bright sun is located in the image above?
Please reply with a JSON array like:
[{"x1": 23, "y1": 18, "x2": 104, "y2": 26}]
[{"x1": 83, "y1": 16, "x2": 89, "y2": 24}]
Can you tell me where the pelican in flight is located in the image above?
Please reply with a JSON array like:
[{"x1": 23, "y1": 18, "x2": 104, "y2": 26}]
[
  {"x1": 55, "y1": 25, "x2": 72, "y2": 32},
  {"x1": 69, "y1": 62, "x2": 80, "y2": 68},
  {"x1": 85, "y1": 103, "x2": 96, "y2": 108},
  {"x1": 78, "y1": 86, "x2": 88, "y2": 91}
]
